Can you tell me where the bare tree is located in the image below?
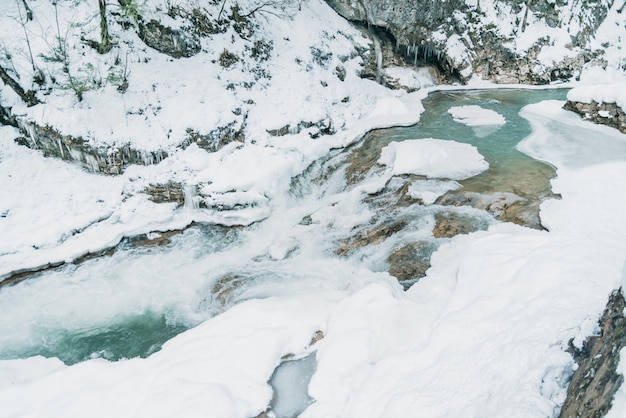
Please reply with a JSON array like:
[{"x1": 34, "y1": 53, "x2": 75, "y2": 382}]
[
  {"x1": 218, "y1": 0, "x2": 302, "y2": 23},
  {"x1": 98, "y1": 0, "x2": 112, "y2": 53},
  {"x1": 15, "y1": 0, "x2": 36, "y2": 71},
  {"x1": 83, "y1": 0, "x2": 112, "y2": 53}
]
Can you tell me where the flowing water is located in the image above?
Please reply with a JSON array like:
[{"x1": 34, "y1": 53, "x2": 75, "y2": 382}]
[{"x1": 0, "y1": 88, "x2": 568, "y2": 371}]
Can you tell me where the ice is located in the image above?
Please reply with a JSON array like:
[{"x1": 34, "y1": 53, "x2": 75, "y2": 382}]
[
  {"x1": 269, "y1": 353, "x2": 317, "y2": 418},
  {"x1": 384, "y1": 66, "x2": 435, "y2": 90},
  {"x1": 407, "y1": 180, "x2": 462, "y2": 205},
  {"x1": 448, "y1": 105, "x2": 506, "y2": 126},
  {"x1": 379, "y1": 138, "x2": 489, "y2": 180},
  {"x1": 518, "y1": 100, "x2": 626, "y2": 170}
]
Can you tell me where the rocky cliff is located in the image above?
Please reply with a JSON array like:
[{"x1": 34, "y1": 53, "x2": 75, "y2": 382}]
[
  {"x1": 559, "y1": 289, "x2": 626, "y2": 418},
  {"x1": 325, "y1": 0, "x2": 623, "y2": 84}
]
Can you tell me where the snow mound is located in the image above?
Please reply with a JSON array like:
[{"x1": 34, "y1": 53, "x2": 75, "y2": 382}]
[
  {"x1": 448, "y1": 105, "x2": 506, "y2": 126},
  {"x1": 379, "y1": 138, "x2": 489, "y2": 180},
  {"x1": 566, "y1": 83, "x2": 626, "y2": 110}
]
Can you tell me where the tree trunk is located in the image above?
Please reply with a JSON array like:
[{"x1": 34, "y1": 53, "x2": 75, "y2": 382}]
[
  {"x1": 0, "y1": 65, "x2": 39, "y2": 107},
  {"x1": 20, "y1": 0, "x2": 33, "y2": 21},
  {"x1": 99, "y1": 0, "x2": 112, "y2": 53}
]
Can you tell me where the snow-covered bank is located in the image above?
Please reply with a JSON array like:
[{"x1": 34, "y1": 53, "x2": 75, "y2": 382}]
[{"x1": 0, "y1": 0, "x2": 427, "y2": 280}]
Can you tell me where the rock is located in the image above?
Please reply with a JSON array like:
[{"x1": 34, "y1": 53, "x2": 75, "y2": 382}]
[
  {"x1": 209, "y1": 273, "x2": 247, "y2": 307},
  {"x1": 182, "y1": 124, "x2": 245, "y2": 153},
  {"x1": 309, "y1": 330, "x2": 325, "y2": 345},
  {"x1": 564, "y1": 100, "x2": 626, "y2": 134},
  {"x1": 335, "y1": 218, "x2": 408, "y2": 256},
  {"x1": 559, "y1": 288, "x2": 626, "y2": 418},
  {"x1": 432, "y1": 212, "x2": 484, "y2": 238},
  {"x1": 144, "y1": 182, "x2": 185, "y2": 206},
  {"x1": 13, "y1": 118, "x2": 167, "y2": 174},
  {"x1": 137, "y1": 19, "x2": 201, "y2": 58},
  {"x1": 385, "y1": 242, "x2": 434, "y2": 282},
  {"x1": 324, "y1": 0, "x2": 613, "y2": 84},
  {"x1": 266, "y1": 118, "x2": 334, "y2": 139},
  {"x1": 6, "y1": 108, "x2": 243, "y2": 174},
  {"x1": 436, "y1": 191, "x2": 544, "y2": 229},
  {"x1": 124, "y1": 230, "x2": 183, "y2": 248}
]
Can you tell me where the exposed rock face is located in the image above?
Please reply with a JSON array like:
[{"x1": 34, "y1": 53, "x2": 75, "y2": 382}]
[
  {"x1": 182, "y1": 124, "x2": 245, "y2": 153},
  {"x1": 325, "y1": 0, "x2": 465, "y2": 43},
  {"x1": 137, "y1": 19, "x2": 201, "y2": 58},
  {"x1": 564, "y1": 100, "x2": 626, "y2": 134},
  {"x1": 560, "y1": 288, "x2": 626, "y2": 418},
  {"x1": 13, "y1": 118, "x2": 167, "y2": 174},
  {"x1": 144, "y1": 182, "x2": 185, "y2": 206},
  {"x1": 325, "y1": 0, "x2": 615, "y2": 84},
  {"x1": 3, "y1": 105, "x2": 244, "y2": 174}
]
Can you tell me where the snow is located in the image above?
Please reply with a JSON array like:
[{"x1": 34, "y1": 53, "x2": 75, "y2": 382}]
[
  {"x1": 448, "y1": 105, "x2": 506, "y2": 126},
  {"x1": 407, "y1": 180, "x2": 462, "y2": 205},
  {"x1": 566, "y1": 83, "x2": 626, "y2": 110},
  {"x1": 447, "y1": 0, "x2": 626, "y2": 82},
  {"x1": 379, "y1": 138, "x2": 489, "y2": 180},
  {"x1": 1, "y1": 0, "x2": 626, "y2": 417}
]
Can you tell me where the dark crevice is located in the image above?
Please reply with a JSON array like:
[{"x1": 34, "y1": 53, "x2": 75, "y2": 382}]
[{"x1": 352, "y1": 21, "x2": 463, "y2": 83}]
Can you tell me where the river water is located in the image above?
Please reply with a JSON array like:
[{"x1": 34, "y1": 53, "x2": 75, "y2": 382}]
[{"x1": 0, "y1": 88, "x2": 568, "y2": 368}]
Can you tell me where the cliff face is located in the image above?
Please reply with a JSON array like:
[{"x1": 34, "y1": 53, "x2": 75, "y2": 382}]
[{"x1": 325, "y1": 0, "x2": 621, "y2": 84}]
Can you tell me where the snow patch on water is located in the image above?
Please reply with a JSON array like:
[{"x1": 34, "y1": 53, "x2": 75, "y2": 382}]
[
  {"x1": 448, "y1": 105, "x2": 506, "y2": 127},
  {"x1": 379, "y1": 138, "x2": 489, "y2": 180}
]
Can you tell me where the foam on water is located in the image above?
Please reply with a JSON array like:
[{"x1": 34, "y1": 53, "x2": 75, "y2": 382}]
[{"x1": 0, "y1": 226, "x2": 239, "y2": 364}]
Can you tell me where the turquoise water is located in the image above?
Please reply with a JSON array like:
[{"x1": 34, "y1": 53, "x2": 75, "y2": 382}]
[
  {"x1": 411, "y1": 89, "x2": 567, "y2": 197},
  {"x1": 0, "y1": 225, "x2": 240, "y2": 365},
  {"x1": 349, "y1": 88, "x2": 567, "y2": 198},
  {"x1": 1, "y1": 311, "x2": 188, "y2": 365}
]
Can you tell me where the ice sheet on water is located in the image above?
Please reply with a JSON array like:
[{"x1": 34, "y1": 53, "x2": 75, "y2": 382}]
[
  {"x1": 518, "y1": 100, "x2": 626, "y2": 169},
  {"x1": 448, "y1": 105, "x2": 506, "y2": 127}
]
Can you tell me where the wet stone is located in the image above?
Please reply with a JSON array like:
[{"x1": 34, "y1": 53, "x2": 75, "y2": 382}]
[
  {"x1": 564, "y1": 100, "x2": 626, "y2": 134},
  {"x1": 209, "y1": 273, "x2": 248, "y2": 308},
  {"x1": 385, "y1": 242, "x2": 434, "y2": 282},
  {"x1": 433, "y1": 212, "x2": 485, "y2": 238},
  {"x1": 362, "y1": 176, "x2": 422, "y2": 209},
  {"x1": 436, "y1": 191, "x2": 544, "y2": 229},
  {"x1": 335, "y1": 218, "x2": 408, "y2": 256},
  {"x1": 124, "y1": 230, "x2": 184, "y2": 248}
]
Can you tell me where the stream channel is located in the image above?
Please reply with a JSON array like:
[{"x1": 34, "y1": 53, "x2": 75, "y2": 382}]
[{"x1": 0, "y1": 88, "x2": 568, "y2": 414}]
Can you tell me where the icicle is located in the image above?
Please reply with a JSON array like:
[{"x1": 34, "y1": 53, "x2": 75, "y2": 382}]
[
  {"x1": 56, "y1": 137, "x2": 65, "y2": 158},
  {"x1": 183, "y1": 184, "x2": 200, "y2": 210},
  {"x1": 372, "y1": 33, "x2": 383, "y2": 83}
]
